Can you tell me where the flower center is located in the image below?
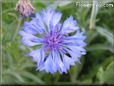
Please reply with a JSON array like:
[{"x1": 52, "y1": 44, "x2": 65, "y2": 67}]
[{"x1": 43, "y1": 31, "x2": 64, "y2": 51}]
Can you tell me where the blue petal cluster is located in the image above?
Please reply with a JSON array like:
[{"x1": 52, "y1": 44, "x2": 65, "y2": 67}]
[{"x1": 19, "y1": 9, "x2": 86, "y2": 74}]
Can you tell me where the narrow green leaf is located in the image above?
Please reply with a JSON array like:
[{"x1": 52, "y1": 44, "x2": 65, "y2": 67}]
[
  {"x1": 21, "y1": 71, "x2": 45, "y2": 84},
  {"x1": 96, "y1": 26, "x2": 113, "y2": 45},
  {"x1": 89, "y1": 0, "x2": 99, "y2": 29}
]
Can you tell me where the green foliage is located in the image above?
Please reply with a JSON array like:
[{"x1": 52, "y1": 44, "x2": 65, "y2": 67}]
[
  {"x1": 97, "y1": 61, "x2": 114, "y2": 84},
  {"x1": 96, "y1": 26, "x2": 113, "y2": 45},
  {"x1": 1, "y1": 0, "x2": 114, "y2": 85}
]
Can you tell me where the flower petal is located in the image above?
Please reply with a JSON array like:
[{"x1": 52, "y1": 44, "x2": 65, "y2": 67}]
[
  {"x1": 63, "y1": 55, "x2": 75, "y2": 70},
  {"x1": 19, "y1": 31, "x2": 42, "y2": 46},
  {"x1": 51, "y1": 12, "x2": 62, "y2": 27},
  {"x1": 23, "y1": 22, "x2": 37, "y2": 35},
  {"x1": 64, "y1": 47, "x2": 82, "y2": 63},
  {"x1": 41, "y1": 9, "x2": 55, "y2": 29},
  {"x1": 61, "y1": 16, "x2": 79, "y2": 34},
  {"x1": 66, "y1": 30, "x2": 86, "y2": 40},
  {"x1": 44, "y1": 53, "x2": 57, "y2": 74},
  {"x1": 28, "y1": 49, "x2": 45, "y2": 70},
  {"x1": 53, "y1": 51, "x2": 67, "y2": 74},
  {"x1": 67, "y1": 45, "x2": 86, "y2": 55},
  {"x1": 24, "y1": 18, "x2": 45, "y2": 34},
  {"x1": 63, "y1": 38, "x2": 86, "y2": 47},
  {"x1": 28, "y1": 49, "x2": 41, "y2": 62}
]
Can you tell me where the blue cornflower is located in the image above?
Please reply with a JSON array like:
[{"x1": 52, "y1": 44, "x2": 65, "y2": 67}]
[{"x1": 19, "y1": 9, "x2": 86, "y2": 74}]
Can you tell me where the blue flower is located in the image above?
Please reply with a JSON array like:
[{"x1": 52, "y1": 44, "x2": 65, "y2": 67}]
[{"x1": 19, "y1": 9, "x2": 86, "y2": 74}]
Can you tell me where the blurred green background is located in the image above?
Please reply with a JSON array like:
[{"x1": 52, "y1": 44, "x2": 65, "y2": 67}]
[{"x1": 1, "y1": 0, "x2": 114, "y2": 85}]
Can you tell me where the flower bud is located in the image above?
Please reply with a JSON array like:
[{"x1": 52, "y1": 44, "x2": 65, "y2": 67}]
[{"x1": 16, "y1": 0, "x2": 35, "y2": 18}]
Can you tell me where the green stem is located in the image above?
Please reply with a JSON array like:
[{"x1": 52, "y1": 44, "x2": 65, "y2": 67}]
[
  {"x1": 12, "y1": 19, "x2": 21, "y2": 42},
  {"x1": 89, "y1": 0, "x2": 98, "y2": 29}
]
